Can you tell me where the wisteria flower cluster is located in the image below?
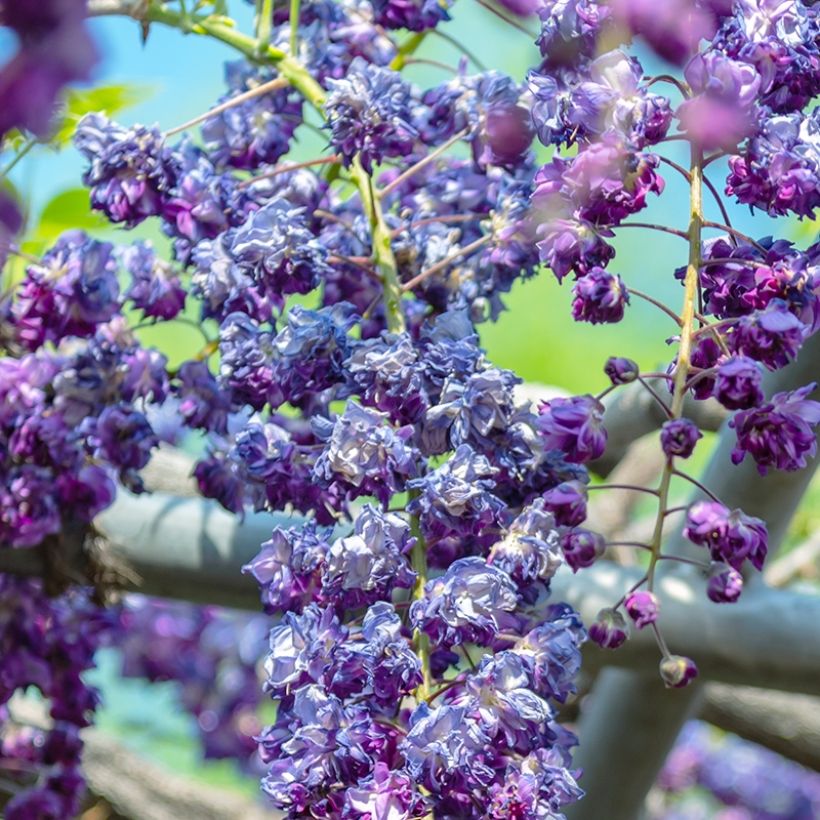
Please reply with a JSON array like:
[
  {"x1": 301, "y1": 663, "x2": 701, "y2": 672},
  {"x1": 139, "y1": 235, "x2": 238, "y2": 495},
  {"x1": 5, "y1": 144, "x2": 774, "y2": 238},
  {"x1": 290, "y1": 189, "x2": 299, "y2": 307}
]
[{"x1": 0, "y1": 0, "x2": 818, "y2": 815}]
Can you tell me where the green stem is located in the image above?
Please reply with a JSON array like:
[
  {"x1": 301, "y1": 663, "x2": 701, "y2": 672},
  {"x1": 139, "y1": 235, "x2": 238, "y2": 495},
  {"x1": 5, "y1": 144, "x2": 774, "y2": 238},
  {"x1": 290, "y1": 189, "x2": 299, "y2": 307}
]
[
  {"x1": 0, "y1": 138, "x2": 37, "y2": 179},
  {"x1": 289, "y1": 0, "x2": 300, "y2": 55},
  {"x1": 646, "y1": 146, "x2": 703, "y2": 591},
  {"x1": 409, "y1": 503, "x2": 432, "y2": 701},
  {"x1": 255, "y1": 0, "x2": 273, "y2": 50},
  {"x1": 354, "y1": 161, "x2": 405, "y2": 332}
]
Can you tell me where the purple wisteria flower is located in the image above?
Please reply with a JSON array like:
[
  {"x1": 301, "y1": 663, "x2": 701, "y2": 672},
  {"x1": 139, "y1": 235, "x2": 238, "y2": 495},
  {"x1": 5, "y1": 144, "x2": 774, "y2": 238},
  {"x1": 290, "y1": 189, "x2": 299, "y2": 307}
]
[
  {"x1": 371, "y1": 0, "x2": 452, "y2": 30},
  {"x1": 571, "y1": 268, "x2": 629, "y2": 324},
  {"x1": 269, "y1": 303, "x2": 358, "y2": 408},
  {"x1": 229, "y1": 197, "x2": 331, "y2": 305},
  {"x1": 0, "y1": 0, "x2": 98, "y2": 140},
  {"x1": 538, "y1": 394, "x2": 607, "y2": 463},
  {"x1": 74, "y1": 114, "x2": 178, "y2": 226},
  {"x1": 604, "y1": 356, "x2": 639, "y2": 385},
  {"x1": 684, "y1": 501, "x2": 768, "y2": 571},
  {"x1": 343, "y1": 762, "x2": 427, "y2": 818},
  {"x1": 512, "y1": 605, "x2": 585, "y2": 702},
  {"x1": 174, "y1": 361, "x2": 231, "y2": 436},
  {"x1": 559, "y1": 527, "x2": 606, "y2": 571},
  {"x1": 713, "y1": 356, "x2": 765, "y2": 410},
  {"x1": 730, "y1": 383, "x2": 820, "y2": 473},
  {"x1": 121, "y1": 240, "x2": 186, "y2": 320},
  {"x1": 323, "y1": 505, "x2": 417, "y2": 607},
  {"x1": 407, "y1": 444, "x2": 505, "y2": 543},
  {"x1": 728, "y1": 299, "x2": 806, "y2": 370},
  {"x1": 726, "y1": 109, "x2": 820, "y2": 219},
  {"x1": 325, "y1": 58, "x2": 418, "y2": 172},
  {"x1": 410, "y1": 556, "x2": 519, "y2": 646},
  {"x1": 12, "y1": 231, "x2": 121, "y2": 350},
  {"x1": 488, "y1": 499, "x2": 563, "y2": 588},
  {"x1": 313, "y1": 402, "x2": 420, "y2": 506},
  {"x1": 242, "y1": 522, "x2": 331, "y2": 614},
  {"x1": 660, "y1": 418, "x2": 703, "y2": 459},
  {"x1": 542, "y1": 480, "x2": 588, "y2": 527},
  {"x1": 201, "y1": 61, "x2": 303, "y2": 169},
  {"x1": 707, "y1": 564, "x2": 744, "y2": 603}
]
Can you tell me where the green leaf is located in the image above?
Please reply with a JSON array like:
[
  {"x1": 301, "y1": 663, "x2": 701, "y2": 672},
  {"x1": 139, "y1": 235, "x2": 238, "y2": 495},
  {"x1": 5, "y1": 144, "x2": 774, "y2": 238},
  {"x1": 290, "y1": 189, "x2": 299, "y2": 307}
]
[
  {"x1": 32, "y1": 188, "x2": 107, "y2": 238},
  {"x1": 50, "y1": 83, "x2": 154, "y2": 147}
]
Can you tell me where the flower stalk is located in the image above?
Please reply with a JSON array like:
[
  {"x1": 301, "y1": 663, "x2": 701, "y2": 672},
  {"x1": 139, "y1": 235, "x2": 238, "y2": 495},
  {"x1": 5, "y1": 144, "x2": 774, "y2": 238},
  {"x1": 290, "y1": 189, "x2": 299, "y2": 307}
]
[{"x1": 646, "y1": 146, "x2": 703, "y2": 593}]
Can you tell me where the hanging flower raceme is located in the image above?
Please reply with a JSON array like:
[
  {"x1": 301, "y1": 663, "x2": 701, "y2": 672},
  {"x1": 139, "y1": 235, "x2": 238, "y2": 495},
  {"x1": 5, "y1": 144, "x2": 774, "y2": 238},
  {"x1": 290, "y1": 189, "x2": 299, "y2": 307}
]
[{"x1": 2, "y1": 0, "x2": 820, "y2": 814}]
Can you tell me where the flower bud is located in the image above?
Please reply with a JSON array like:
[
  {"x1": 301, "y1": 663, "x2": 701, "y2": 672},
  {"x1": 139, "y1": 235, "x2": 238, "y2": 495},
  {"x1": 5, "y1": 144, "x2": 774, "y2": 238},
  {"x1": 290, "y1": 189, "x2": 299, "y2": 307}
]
[
  {"x1": 542, "y1": 480, "x2": 588, "y2": 527},
  {"x1": 624, "y1": 590, "x2": 659, "y2": 629},
  {"x1": 588, "y1": 608, "x2": 628, "y2": 649},
  {"x1": 659, "y1": 655, "x2": 699, "y2": 688},
  {"x1": 604, "y1": 356, "x2": 639, "y2": 385},
  {"x1": 707, "y1": 564, "x2": 743, "y2": 603},
  {"x1": 660, "y1": 418, "x2": 702, "y2": 459},
  {"x1": 559, "y1": 527, "x2": 606, "y2": 572}
]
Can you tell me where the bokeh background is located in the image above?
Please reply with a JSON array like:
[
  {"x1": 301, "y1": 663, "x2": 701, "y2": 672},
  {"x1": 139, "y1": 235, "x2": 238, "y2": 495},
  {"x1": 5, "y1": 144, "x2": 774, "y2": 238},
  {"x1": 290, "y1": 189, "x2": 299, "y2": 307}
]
[{"x1": 5, "y1": 2, "x2": 820, "y2": 814}]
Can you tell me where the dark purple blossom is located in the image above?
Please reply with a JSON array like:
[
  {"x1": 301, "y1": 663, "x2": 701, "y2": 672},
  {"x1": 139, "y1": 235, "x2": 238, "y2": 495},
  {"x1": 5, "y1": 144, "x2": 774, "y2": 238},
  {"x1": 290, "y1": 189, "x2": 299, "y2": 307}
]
[
  {"x1": 714, "y1": 356, "x2": 765, "y2": 410},
  {"x1": 604, "y1": 356, "x2": 640, "y2": 385},
  {"x1": 730, "y1": 383, "x2": 820, "y2": 473},
  {"x1": 407, "y1": 444, "x2": 505, "y2": 542},
  {"x1": 559, "y1": 527, "x2": 605, "y2": 571},
  {"x1": 81, "y1": 404, "x2": 158, "y2": 492},
  {"x1": 487, "y1": 499, "x2": 563, "y2": 588},
  {"x1": 401, "y1": 701, "x2": 494, "y2": 792},
  {"x1": 571, "y1": 268, "x2": 629, "y2": 324},
  {"x1": 74, "y1": 114, "x2": 178, "y2": 226},
  {"x1": 538, "y1": 394, "x2": 607, "y2": 463},
  {"x1": 536, "y1": 0, "x2": 611, "y2": 68},
  {"x1": 12, "y1": 231, "x2": 120, "y2": 350},
  {"x1": 512, "y1": 606, "x2": 585, "y2": 702},
  {"x1": 660, "y1": 418, "x2": 703, "y2": 459},
  {"x1": 218, "y1": 312, "x2": 278, "y2": 411},
  {"x1": 371, "y1": 0, "x2": 452, "y2": 31},
  {"x1": 0, "y1": 0, "x2": 97, "y2": 139},
  {"x1": 313, "y1": 402, "x2": 419, "y2": 506},
  {"x1": 243, "y1": 522, "x2": 331, "y2": 614},
  {"x1": 325, "y1": 58, "x2": 418, "y2": 172},
  {"x1": 535, "y1": 217, "x2": 615, "y2": 282},
  {"x1": 726, "y1": 109, "x2": 820, "y2": 219},
  {"x1": 229, "y1": 197, "x2": 330, "y2": 304},
  {"x1": 728, "y1": 300, "x2": 806, "y2": 370},
  {"x1": 201, "y1": 61, "x2": 303, "y2": 169},
  {"x1": 343, "y1": 761, "x2": 427, "y2": 819},
  {"x1": 269, "y1": 303, "x2": 357, "y2": 408},
  {"x1": 410, "y1": 556, "x2": 519, "y2": 646},
  {"x1": 485, "y1": 749, "x2": 584, "y2": 818},
  {"x1": 322, "y1": 505, "x2": 417, "y2": 607},
  {"x1": 174, "y1": 361, "x2": 231, "y2": 436},
  {"x1": 122, "y1": 240, "x2": 186, "y2": 320},
  {"x1": 684, "y1": 501, "x2": 768, "y2": 571},
  {"x1": 707, "y1": 564, "x2": 744, "y2": 603},
  {"x1": 542, "y1": 480, "x2": 588, "y2": 527}
]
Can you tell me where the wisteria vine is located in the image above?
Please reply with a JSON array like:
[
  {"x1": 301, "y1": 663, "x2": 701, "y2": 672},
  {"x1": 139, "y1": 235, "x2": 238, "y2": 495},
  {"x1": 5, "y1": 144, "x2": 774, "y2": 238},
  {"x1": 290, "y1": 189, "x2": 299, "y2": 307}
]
[{"x1": 0, "y1": 0, "x2": 819, "y2": 816}]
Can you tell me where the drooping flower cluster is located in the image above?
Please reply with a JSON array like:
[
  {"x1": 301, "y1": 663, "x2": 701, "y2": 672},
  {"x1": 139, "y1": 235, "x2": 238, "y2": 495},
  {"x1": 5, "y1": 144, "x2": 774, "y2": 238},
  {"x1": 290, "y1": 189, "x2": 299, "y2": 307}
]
[{"x1": 0, "y1": 0, "x2": 818, "y2": 815}]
